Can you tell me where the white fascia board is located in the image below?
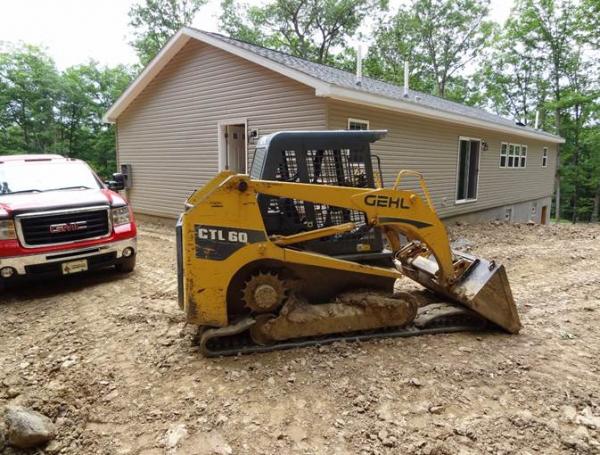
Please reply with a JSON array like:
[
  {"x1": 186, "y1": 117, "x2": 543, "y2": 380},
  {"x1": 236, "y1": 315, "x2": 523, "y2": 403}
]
[
  {"x1": 318, "y1": 86, "x2": 565, "y2": 144},
  {"x1": 103, "y1": 30, "x2": 192, "y2": 123}
]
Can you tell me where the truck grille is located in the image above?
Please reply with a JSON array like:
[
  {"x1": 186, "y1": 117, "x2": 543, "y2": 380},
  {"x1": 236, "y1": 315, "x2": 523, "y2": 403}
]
[{"x1": 18, "y1": 207, "x2": 111, "y2": 247}]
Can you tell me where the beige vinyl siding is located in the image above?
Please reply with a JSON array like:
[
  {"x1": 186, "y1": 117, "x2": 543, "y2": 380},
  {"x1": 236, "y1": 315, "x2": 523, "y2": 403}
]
[
  {"x1": 117, "y1": 40, "x2": 327, "y2": 218},
  {"x1": 327, "y1": 100, "x2": 557, "y2": 218}
]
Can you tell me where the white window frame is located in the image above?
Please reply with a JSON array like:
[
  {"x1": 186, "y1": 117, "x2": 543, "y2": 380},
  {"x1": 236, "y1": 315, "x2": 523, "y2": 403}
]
[
  {"x1": 542, "y1": 147, "x2": 548, "y2": 167},
  {"x1": 217, "y1": 118, "x2": 248, "y2": 173},
  {"x1": 500, "y1": 142, "x2": 508, "y2": 168},
  {"x1": 501, "y1": 142, "x2": 528, "y2": 169},
  {"x1": 455, "y1": 136, "x2": 481, "y2": 204},
  {"x1": 347, "y1": 118, "x2": 370, "y2": 130},
  {"x1": 508, "y1": 144, "x2": 515, "y2": 168}
]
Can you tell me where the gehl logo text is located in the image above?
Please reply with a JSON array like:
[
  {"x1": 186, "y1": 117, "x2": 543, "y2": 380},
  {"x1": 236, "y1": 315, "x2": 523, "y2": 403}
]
[
  {"x1": 198, "y1": 227, "x2": 248, "y2": 243},
  {"x1": 364, "y1": 195, "x2": 410, "y2": 209}
]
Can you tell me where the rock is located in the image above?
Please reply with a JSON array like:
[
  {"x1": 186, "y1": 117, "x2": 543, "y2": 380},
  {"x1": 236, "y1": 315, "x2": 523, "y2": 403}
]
[
  {"x1": 4, "y1": 406, "x2": 56, "y2": 449},
  {"x1": 428, "y1": 404, "x2": 445, "y2": 414},
  {"x1": 164, "y1": 423, "x2": 187, "y2": 449},
  {"x1": 0, "y1": 420, "x2": 6, "y2": 452},
  {"x1": 103, "y1": 389, "x2": 119, "y2": 402},
  {"x1": 408, "y1": 378, "x2": 422, "y2": 387},
  {"x1": 6, "y1": 388, "x2": 20, "y2": 399},
  {"x1": 45, "y1": 439, "x2": 63, "y2": 454},
  {"x1": 575, "y1": 407, "x2": 600, "y2": 429},
  {"x1": 562, "y1": 405, "x2": 577, "y2": 422},
  {"x1": 451, "y1": 238, "x2": 474, "y2": 251},
  {"x1": 60, "y1": 356, "x2": 78, "y2": 369}
]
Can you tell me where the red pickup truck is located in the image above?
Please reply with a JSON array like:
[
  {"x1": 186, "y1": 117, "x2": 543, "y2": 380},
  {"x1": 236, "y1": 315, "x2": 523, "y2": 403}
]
[{"x1": 0, "y1": 154, "x2": 137, "y2": 291}]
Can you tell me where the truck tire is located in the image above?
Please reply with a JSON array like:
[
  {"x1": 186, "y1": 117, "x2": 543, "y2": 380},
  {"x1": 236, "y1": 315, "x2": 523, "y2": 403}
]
[{"x1": 116, "y1": 256, "x2": 136, "y2": 273}]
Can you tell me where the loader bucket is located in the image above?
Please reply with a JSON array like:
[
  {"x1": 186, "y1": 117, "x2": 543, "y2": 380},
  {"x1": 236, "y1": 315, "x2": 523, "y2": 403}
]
[{"x1": 400, "y1": 252, "x2": 521, "y2": 334}]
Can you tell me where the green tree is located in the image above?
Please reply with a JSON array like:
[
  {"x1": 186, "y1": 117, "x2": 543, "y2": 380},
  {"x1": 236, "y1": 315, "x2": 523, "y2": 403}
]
[
  {"x1": 553, "y1": 50, "x2": 599, "y2": 222},
  {"x1": 56, "y1": 63, "x2": 134, "y2": 176},
  {"x1": 0, "y1": 43, "x2": 60, "y2": 153},
  {"x1": 0, "y1": 44, "x2": 133, "y2": 178},
  {"x1": 474, "y1": 22, "x2": 550, "y2": 124},
  {"x1": 128, "y1": 0, "x2": 207, "y2": 65},
  {"x1": 219, "y1": 0, "x2": 387, "y2": 65},
  {"x1": 366, "y1": 0, "x2": 494, "y2": 100},
  {"x1": 511, "y1": 0, "x2": 584, "y2": 221}
]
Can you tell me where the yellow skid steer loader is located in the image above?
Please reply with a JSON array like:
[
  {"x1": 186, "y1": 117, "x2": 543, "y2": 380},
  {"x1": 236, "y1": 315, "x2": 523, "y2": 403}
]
[{"x1": 176, "y1": 131, "x2": 520, "y2": 356}]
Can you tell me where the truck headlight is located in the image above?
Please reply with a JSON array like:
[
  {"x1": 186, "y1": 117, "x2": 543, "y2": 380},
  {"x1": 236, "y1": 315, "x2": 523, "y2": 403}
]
[
  {"x1": 0, "y1": 220, "x2": 17, "y2": 240},
  {"x1": 111, "y1": 206, "x2": 131, "y2": 226}
]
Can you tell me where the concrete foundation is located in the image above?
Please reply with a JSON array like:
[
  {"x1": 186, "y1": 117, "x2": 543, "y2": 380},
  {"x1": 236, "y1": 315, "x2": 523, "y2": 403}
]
[{"x1": 444, "y1": 197, "x2": 552, "y2": 225}]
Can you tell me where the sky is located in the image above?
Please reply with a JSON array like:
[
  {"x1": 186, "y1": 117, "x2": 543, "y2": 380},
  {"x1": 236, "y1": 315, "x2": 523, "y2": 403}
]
[{"x1": 0, "y1": 0, "x2": 514, "y2": 69}]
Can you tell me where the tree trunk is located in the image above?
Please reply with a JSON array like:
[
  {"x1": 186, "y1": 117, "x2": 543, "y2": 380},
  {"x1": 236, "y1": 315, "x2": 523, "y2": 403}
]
[
  {"x1": 554, "y1": 105, "x2": 561, "y2": 222},
  {"x1": 592, "y1": 187, "x2": 600, "y2": 223}
]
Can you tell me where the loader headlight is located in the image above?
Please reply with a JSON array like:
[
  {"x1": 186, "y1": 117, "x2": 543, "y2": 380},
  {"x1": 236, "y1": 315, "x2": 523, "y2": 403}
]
[
  {"x1": 0, "y1": 220, "x2": 17, "y2": 240},
  {"x1": 111, "y1": 206, "x2": 131, "y2": 226}
]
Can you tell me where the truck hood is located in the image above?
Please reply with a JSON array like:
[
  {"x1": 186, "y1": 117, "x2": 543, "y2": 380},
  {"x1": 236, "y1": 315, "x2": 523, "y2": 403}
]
[{"x1": 0, "y1": 189, "x2": 126, "y2": 216}]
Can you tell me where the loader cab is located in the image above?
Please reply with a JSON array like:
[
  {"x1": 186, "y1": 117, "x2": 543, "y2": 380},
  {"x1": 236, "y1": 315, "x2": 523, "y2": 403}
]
[{"x1": 250, "y1": 130, "x2": 388, "y2": 260}]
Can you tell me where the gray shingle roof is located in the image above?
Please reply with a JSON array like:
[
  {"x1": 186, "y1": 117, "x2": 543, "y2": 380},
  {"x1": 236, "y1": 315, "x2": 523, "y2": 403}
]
[{"x1": 200, "y1": 29, "x2": 561, "y2": 141}]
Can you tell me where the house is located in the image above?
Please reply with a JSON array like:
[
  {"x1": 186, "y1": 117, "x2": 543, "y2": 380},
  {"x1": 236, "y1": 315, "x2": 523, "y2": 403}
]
[{"x1": 103, "y1": 27, "x2": 564, "y2": 224}]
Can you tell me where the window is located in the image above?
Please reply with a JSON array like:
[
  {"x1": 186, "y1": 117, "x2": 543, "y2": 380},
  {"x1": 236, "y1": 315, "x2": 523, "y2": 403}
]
[
  {"x1": 500, "y1": 142, "x2": 528, "y2": 168},
  {"x1": 500, "y1": 143, "x2": 508, "y2": 167},
  {"x1": 348, "y1": 118, "x2": 369, "y2": 130},
  {"x1": 542, "y1": 147, "x2": 548, "y2": 167},
  {"x1": 456, "y1": 137, "x2": 480, "y2": 202}
]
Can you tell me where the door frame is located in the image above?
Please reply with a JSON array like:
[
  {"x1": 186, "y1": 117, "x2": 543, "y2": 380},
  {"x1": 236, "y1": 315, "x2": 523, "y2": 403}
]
[
  {"x1": 455, "y1": 136, "x2": 481, "y2": 204},
  {"x1": 217, "y1": 117, "x2": 248, "y2": 173}
]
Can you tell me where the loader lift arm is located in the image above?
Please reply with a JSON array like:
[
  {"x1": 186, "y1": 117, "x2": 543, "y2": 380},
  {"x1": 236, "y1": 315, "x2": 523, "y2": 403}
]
[{"x1": 249, "y1": 177, "x2": 457, "y2": 287}]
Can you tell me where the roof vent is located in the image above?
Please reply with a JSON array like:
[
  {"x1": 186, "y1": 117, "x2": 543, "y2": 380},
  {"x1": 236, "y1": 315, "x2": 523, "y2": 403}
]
[
  {"x1": 515, "y1": 121, "x2": 526, "y2": 127},
  {"x1": 534, "y1": 111, "x2": 539, "y2": 129},
  {"x1": 403, "y1": 61, "x2": 409, "y2": 98},
  {"x1": 415, "y1": 95, "x2": 422, "y2": 102},
  {"x1": 355, "y1": 45, "x2": 362, "y2": 86}
]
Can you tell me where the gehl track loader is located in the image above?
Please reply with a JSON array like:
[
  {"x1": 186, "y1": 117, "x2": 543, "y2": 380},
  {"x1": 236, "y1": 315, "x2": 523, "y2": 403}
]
[{"x1": 177, "y1": 131, "x2": 521, "y2": 356}]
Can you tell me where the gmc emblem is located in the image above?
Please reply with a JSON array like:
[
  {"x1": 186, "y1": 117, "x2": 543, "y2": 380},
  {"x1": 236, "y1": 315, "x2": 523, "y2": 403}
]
[{"x1": 49, "y1": 221, "x2": 88, "y2": 233}]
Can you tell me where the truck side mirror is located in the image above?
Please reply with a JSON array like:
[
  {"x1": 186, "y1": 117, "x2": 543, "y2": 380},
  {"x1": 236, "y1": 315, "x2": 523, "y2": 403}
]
[{"x1": 106, "y1": 173, "x2": 126, "y2": 191}]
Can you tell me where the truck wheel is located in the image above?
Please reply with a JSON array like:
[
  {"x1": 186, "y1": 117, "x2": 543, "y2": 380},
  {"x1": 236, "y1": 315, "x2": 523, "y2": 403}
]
[{"x1": 116, "y1": 256, "x2": 136, "y2": 273}]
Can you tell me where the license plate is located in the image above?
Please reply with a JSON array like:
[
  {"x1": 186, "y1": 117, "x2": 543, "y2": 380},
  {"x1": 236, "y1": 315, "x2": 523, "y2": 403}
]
[{"x1": 61, "y1": 259, "x2": 88, "y2": 275}]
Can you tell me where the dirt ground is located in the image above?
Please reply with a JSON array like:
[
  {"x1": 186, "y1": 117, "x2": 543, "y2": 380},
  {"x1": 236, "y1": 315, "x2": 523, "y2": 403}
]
[{"x1": 1, "y1": 217, "x2": 599, "y2": 455}]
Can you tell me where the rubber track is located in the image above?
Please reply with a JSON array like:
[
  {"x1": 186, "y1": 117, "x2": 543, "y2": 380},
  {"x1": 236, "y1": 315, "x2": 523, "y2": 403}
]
[{"x1": 199, "y1": 318, "x2": 490, "y2": 357}]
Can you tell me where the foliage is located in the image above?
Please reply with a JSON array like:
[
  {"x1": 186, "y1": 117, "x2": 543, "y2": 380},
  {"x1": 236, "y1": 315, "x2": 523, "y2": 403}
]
[
  {"x1": 129, "y1": 0, "x2": 207, "y2": 65},
  {"x1": 475, "y1": 0, "x2": 599, "y2": 221},
  {"x1": 0, "y1": 0, "x2": 598, "y2": 221},
  {"x1": 365, "y1": 0, "x2": 494, "y2": 101},
  {"x1": 220, "y1": 0, "x2": 387, "y2": 64},
  {"x1": 0, "y1": 43, "x2": 134, "y2": 178}
]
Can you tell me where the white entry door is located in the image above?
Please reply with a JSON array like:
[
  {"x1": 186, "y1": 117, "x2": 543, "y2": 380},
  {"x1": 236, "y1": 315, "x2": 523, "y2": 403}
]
[{"x1": 225, "y1": 124, "x2": 246, "y2": 173}]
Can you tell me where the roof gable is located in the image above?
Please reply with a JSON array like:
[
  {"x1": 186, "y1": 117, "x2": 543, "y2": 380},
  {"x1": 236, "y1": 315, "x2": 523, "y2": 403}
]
[{"x1": 104, "y1": 27, "x2": 564, "y2": 144}]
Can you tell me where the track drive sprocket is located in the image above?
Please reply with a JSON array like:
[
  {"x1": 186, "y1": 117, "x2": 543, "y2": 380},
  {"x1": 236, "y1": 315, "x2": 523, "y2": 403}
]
[{"x1": 241, "y1": 271, "x2": 288, "y2": 313}]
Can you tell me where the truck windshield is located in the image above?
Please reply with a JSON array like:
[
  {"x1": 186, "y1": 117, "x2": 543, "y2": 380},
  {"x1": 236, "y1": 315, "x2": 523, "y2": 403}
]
[{"x1": 0, "y1": 161, "x2": 102, "y2": 195}]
